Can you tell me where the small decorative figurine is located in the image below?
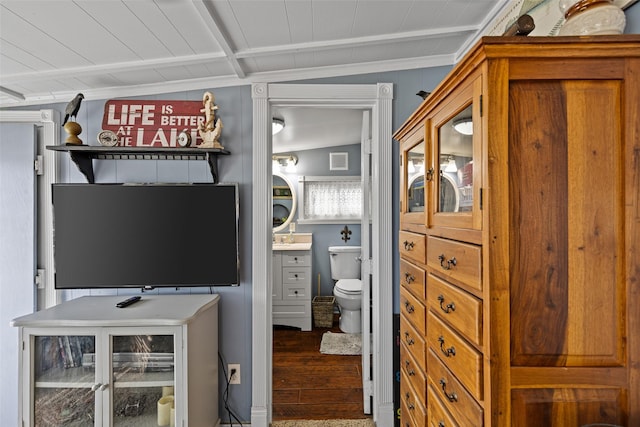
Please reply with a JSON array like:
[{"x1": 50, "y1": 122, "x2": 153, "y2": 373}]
[
  {"x1": 62, "y1": 93, "x2": 85, "y2": 145},
  {"x1": 197, "y1": 91, "x2": 224, "y2": 149}
]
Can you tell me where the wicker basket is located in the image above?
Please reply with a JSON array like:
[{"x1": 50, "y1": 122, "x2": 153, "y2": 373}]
[{"x1": 312, "y1": 296, "x2": 335, "y2": 328}]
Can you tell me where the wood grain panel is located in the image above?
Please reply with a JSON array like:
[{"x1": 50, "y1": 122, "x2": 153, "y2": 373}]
[
  {"x1": 509, "y1": 80, "x2": 625, "y2": 366},
  {"x1": 426, "y1": 236, "x2": 482, "y2": 292},
  {"x1": 400, "y1": 230, "x2": 426, "y2": 265},
  {"x1": 510, "y1": 388, "x2": 626, "y2": 427},
  {"x1": 509, "y1": 81, "x2": 570, "y2": 366}
]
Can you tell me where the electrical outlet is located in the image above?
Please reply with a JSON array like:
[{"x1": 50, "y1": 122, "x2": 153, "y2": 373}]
[{"x1": 228, "y1": 363, "x2": 240, "y2": 384}]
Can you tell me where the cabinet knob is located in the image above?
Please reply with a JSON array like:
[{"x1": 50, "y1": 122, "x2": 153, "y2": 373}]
[
  {"x1": 439, "y1": 378, "x2": 458, "y2": 402},
  {"x1": 438, "y1": 335, "x2": 456, "y2": 357},
  {"x1": 404, "y1": 272, "x2": 415, "y2": 284},
  {"x1": 99, "y1": 383, "x2": 109, "y2": 391},
  {"x1": 437, "y1": 295, "x2": 456, "y2": 313},
  {"x1": 438, "y1": 254, "x2": 457, "y2": 270},
  {"x1": 404, "y1": 300, "x2": 415, "y2": 314}
]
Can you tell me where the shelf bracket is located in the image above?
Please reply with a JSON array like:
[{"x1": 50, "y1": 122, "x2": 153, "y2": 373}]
[
  {"x1": 206, "y1": 153, "x2": 220, "y2": 184},
  {"x1": 69, "y1": 150, "x2": 96, "y2": 183}
]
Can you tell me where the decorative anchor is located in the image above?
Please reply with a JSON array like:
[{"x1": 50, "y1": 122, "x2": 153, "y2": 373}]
[{"x1": 340, "y1": 225, "x2": 352, "y2": 242}]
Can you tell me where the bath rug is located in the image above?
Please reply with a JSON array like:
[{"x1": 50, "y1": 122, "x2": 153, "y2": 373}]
[
  {"x1": 272, "y1": 419, "x2": 374, "y2": 427},
  {"x1": 319, "y1": 331, "x2": 362, "y2": 355}
]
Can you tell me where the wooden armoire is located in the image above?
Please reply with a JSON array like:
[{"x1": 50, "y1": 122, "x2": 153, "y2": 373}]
[{"x1": 393, "y1": 35, "x2": 639, "y2": 427}]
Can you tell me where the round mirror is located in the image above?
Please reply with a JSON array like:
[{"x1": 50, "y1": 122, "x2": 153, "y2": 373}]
[{"x1": 273, "y1": 172, "x2": 297, "y2": 232}]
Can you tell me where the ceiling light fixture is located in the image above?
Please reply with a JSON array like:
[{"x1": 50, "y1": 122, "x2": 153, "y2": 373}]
[
  {"x1": 444, "y1": 156, "x2": 458, "y2": 173},
  {"x1": 452, "y1": 118, "x2": 473, "y2": 135},
  {"x1": 272, "y1": 154, "x2": 298, "y2": 173},
  {"x1": 272, "y1": 118, "x2": 285, "y2": 135}
]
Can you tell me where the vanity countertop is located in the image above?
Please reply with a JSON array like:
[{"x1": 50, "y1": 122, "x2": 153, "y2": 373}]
[
  {"x1": 273, "y1": 232, "x2": 312, "y2": 251},
  {"x1": 273, "y1": 242, "x2": 312, "y2": 251}
]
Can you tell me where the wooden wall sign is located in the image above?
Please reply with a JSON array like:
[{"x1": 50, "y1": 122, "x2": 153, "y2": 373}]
[{"x1": 101, "y1": 100, "x2": 206, "y2": 147}]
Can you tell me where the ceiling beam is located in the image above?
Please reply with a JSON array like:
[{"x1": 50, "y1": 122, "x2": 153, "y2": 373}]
[{"x1": 193, "y1": 0, "x2": 246, "y2": 79}]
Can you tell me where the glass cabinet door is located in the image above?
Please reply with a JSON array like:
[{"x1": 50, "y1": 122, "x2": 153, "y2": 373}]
[
  {"x1": 33, "y1": 335, "x2": 97, "y2": 426},
  {"x1": 427, "y1": 75, "x2": 482, "y2": 231},
  {"x1": 110, "y1": 334, "x2": 175, "y2": 427},
  {"x1": 400, "y1": 124, "x2": 427, "y2": 230}
]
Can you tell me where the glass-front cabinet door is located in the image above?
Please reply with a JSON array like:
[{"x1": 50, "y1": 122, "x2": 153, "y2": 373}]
[
  {"x1": 399, "y1": 123, "x2": 427, "y2": 232},
  {"x1": 26, "y1": 329, "x2": 178, "y2": 426},
  {"x1": 427, "y1": 74, "x2": 482, "y2": 231},
  {"x1": 30, "y1": 331, "x2": 98, "y2": 426},
  {"x1": 109, "y1": 331, "x2": 177, "y2": 427}
]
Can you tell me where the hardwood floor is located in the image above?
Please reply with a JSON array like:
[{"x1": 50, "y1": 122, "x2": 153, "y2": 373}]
[{"x1": 272, "y1": 316, "x2": 369, "y2": 421}]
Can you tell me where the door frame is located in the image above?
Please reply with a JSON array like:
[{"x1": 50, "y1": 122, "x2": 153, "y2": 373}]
[
  {"x1": 0, "y1": 109, "x2": 59, "y2": 309},
  {"x1": 251, "y1": 83, "x2": 394, "y2": 427}
]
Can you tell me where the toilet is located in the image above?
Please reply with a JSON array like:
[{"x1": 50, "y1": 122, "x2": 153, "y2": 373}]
[{"x1": 328, "y1": 246, "x2": 362, "y2": 334}]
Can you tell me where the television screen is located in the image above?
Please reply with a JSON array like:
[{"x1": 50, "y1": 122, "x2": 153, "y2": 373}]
[{"x1": 52, "y1": 183, "x2": 239, "y2": 289}]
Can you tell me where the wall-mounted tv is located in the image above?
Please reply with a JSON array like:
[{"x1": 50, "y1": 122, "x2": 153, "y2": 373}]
[{"x1": 52, "y1": 183, "x2": 239, "y2": 289}]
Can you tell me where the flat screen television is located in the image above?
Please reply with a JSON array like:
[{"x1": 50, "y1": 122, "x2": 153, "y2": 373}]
[{"x1": 52, "y1": 183, "x2": 239, "y2": 289}]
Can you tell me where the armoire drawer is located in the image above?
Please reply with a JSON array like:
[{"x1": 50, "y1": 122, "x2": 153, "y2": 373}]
[
  {"x1": 427, "y1": 312, "x2": 483, "y2": 401},
  {"x1": 426, "y1": 236, "x2": 481, "y2": 292},
  {"x1": 401, "y1": 341, "x2": 426, "y2": 404},
  {"x1": 400, "y1": 230, "x2": 426, "y2": 264},
  {"x1": 401, "y1": 258, "x2": 426, "y2": 300},
  {"x1": 427, "y1": 273, "x2": 482, "y2": 347},
  {"x1": 401, "y1": 371, "x2": 427, "y2": 427},
  {"x1": 401, "y1": 286, "x2": 426, "y2": 335},
  {"x1": 427, "y1": 349, "x2": 483, "y2": 427},
  {"x1": 427, "y1": 382, "x2": 459, "y2": 427},
  {"x1": 401, "y1": 313, "x2": 426, "y2": 372}
]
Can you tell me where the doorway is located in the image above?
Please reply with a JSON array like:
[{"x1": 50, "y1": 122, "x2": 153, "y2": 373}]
[{"x1": 251, "y1": 83, "x2": 394, "y2": 427}]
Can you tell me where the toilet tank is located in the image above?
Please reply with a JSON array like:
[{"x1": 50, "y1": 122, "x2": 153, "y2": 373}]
[{"x1": 328, "y1": 246, "x2": 361, "y2": 280}]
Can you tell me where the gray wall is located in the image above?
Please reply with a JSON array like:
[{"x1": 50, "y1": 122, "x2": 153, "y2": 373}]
[{"x1": 2, "y1": 4, "x2": 639, "y2": 419}]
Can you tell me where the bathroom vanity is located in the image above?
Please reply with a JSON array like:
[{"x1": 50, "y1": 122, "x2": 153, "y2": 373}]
[
  {"x1": 394, "y1": 36, "x2": 639, "y2": 427},
  {"x1": 272, "y1": 233, "x2": 313, "y2": 331}
]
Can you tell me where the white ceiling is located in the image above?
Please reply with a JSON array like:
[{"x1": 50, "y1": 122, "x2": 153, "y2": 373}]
[{"x1": 0, "y1": 0, "x2": 516, "y2": 108}]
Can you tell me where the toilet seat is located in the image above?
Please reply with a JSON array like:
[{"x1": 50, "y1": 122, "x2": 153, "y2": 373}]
[{"x1": 335, "y1": 279, "x2": 362, "y2": 295}]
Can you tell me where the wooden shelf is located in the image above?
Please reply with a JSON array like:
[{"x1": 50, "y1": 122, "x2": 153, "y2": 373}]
[{"x1": 46, "y1": 145, "x2": 230, "y2": 183}]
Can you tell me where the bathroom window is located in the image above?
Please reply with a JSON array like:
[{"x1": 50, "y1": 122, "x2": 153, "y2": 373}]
[{"x1": 297, "y1": 176, "x2": 368, "y2": 224}]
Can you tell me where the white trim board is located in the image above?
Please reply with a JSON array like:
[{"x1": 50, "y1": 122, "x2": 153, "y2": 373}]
[{"x1": 251, "y1": 83, "x2": 394, "y2": 427}]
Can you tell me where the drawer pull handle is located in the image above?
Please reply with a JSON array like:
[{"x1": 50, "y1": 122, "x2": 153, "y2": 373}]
[
  {"x1": 438, "y1": 254, "x2": 457, "y2": 270},
  {"x1": 403, "y1": 240, "x2": 415, "y2": 251},
  {"x1": 439, "y1": 378, "x2": 458, "y2": 402},
  {"x1": 404, "y1": 332, "x2": 414, "y2": 346},
  {"x1": 437, "y1": 295, "x2": 456, "y2": 313},
  {"x1": 404, "y1": 300, "x2": 415, "y2": 313},
  {"x1": 408, "y1": 368, "x2": 415, "y2": 376},
  {"x1": 438, "y1": 336, "x2": 456, "y2": 357},
  {"x1": 404, "y1": 272, "x2": 415, "y2": 284},
  {"x1": 439, "y1": 422, "x2": 446, "y2": 427}
]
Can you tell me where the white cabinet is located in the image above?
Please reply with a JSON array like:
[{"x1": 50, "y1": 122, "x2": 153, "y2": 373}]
[
  {"x1": 12, "y1": 295, "x2": 220, "y2": 427},
  {"x1": 272, "y1": 250, "x2": 312, "y2": 331}
]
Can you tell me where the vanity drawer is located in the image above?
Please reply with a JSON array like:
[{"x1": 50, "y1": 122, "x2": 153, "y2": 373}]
[
  {"x1": 427, "y1": 382, "x2": 459, "y2": 427},
  {"x1": 400, "y1": 231, "x2": 426, "y2": 264},
  {"x1": 282, "y1": 267, "x2": 310, "y2": 284},
  {"x1": 427, "y1": 312, "x2": 483, "y2": 401},
  {"x1": 401, "y1": 258, "x2": 426, "y2": 300},
  {"x1": 401, "y1": 313, "x2": 426, "y2": 372},
  {"x1": 426, "y1": 237, "x2": 481, "y2": 292},
  {"x1": 401, "y1": 341, "x2": 426, "y2": 404},
  {"x1": 401, "y1": 286, "x2": 426, "y2": 336},
  {"x1": 401, "y1": 371, "x2": 427, "y2": 427},
  {"x1": 283, "y1": 284, "x2": 309, "y2": 300},
  {"x1": 427, "y1": 273, "x2": 482, "y2": 347},
  {"x1": 282, "y1": 252, "x2": 311, "y2": 267},
  {"x1": 427, "y1": 349, "x2": 483, "y2": 427}
]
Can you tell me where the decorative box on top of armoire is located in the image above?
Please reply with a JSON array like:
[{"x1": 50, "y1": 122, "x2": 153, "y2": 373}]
[{"x1": 394, "y1": 35, "x2": 640, "y2": 427}]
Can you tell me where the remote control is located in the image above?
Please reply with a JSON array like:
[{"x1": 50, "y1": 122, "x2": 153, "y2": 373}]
[{"x1": 116, "y1": 296, "x2": 141, "y2": 308}]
